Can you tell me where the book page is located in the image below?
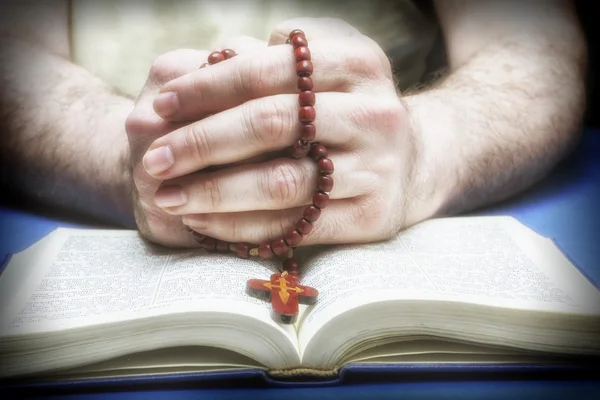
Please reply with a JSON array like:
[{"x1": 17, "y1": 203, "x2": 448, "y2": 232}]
[
  {"x1": 296, "y1": 216, "x2": 600, "y2": 363},
  {"x1": 0, "y1": 228, "x2": 296, "y2": 340}
]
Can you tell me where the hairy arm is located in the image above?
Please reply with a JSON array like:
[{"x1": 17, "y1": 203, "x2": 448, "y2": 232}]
[
  {"x1": 0, "y1": 1, "x2": 135, "y2": 226},
  {"x1": 403, "y1": 0, "x2": 587, "y2": 224}
]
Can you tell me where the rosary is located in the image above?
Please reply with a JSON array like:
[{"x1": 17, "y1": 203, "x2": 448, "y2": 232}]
[{"x1": 187, "y1": 30, "x2": 329, "y2": 324}]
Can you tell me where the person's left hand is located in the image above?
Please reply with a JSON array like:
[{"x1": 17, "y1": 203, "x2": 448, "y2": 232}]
[{"x1": 142, "y1": 18, "x2": 425, "y2": 247}]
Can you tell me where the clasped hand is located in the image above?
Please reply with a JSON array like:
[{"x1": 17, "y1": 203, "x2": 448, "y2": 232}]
[{"x1": 125, "y1": 19, "x2": 420, "y2": 248}]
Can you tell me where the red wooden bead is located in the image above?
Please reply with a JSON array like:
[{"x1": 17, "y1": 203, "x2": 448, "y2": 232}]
[
  {"x1": 300, "y1": 124, "x2": 316, "y2": 141},
  {"x1": 216, "y1": 240, "x2": 230, "y2": 252},
  {"x1": 317, "y1": 175, "x2": 334, "y2": 192},
  {"x1": 295, "y1": 218, "x2": 313, "y2": 235},
  {"x1": 292, "y1": 139, "x2": 310, "y2": 158},
  {"x1": 283, "y1": 257, "x2": 300, "y2": 275},
  {"x1": 309, "y1": 143, "x2": 328, "y2": 160},
  {"x1": 297, "y1": 60, "x2": 313, "y2": 77},
  {"x1": 208, "y1": 51, "x2": 225, "y2": 64},
  {"x1": 298, "y1": 77, "x2": 314, "y2": 91},
  {"x1": 258, "y1": 243, "x2": 274, "y2": 259},
  {"x1": 299, "y1": 91, "x2": 315, "y2": 106},
  {"x1": 271, "y1": 238, "x2": 290, "y2": 256},
  {"x1": 313, "y1": 191, "x2": 330, "y2": 209},
  {"x1": 318, "y1": 158, "x2": 335, "y2": 175},
  {"x1": 288, "y1": 29, "x2": 305, "y2": 40},
  {"x1": 299, "y1": 106, "x2": 315, "y2": 124},
  {"x1": 203, "y1": 237, "x2": 217, "y2": 251},
  {"x1": 284, "y1": 229, "x2": 303, "y2": 247},
  {"x1": 303, "y1": 205, "x2": 321, "y2": 222},
  {"x1": 199, "y1": 63, "x2": 209, "y2": 69},
  {"x1": 294, "y1": 46, "x2": 311, "y2": 62},
  {"x1": 291, "y1": 34, "x2": 308, "y2": 48},
  {"x1": 221, "y1": 49, "x2": 237, "y2": 59},
  {"x1": 235, "y1": 243, "x2": 250, "y2": 259}
]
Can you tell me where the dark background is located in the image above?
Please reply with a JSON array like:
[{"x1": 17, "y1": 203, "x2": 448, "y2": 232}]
[{"x1": 575, "y1": 0, "x2": 599, "y2": 129}]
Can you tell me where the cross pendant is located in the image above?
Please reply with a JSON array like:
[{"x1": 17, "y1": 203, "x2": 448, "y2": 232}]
[{"x1": 246, "y1": 271, "x2": 318, "y2": 324}]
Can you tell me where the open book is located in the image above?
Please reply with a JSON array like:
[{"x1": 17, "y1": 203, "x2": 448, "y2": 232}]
[{"x1": 1, "y1": 216, "x2": 599, "y2": 382}]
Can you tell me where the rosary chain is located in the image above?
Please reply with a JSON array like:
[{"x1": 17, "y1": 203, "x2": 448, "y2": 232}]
[{"x1": 185, "y1": 30, "x2": 334, "y2": 280}]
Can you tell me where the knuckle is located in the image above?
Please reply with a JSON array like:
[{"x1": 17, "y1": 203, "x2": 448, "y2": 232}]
[
  {"x1": 185, "y1": 123, "x2": 212, "y2": 165},
  {"x1": 344, "y1": 38, "x2": 390, "y2": 80},
  {"x1": 354, "y1": 196, "x2": 394, "y2": 239},
  {"x1": 124, "y1": 110, "x2": 147, "y2": 136},
  {"x1": 263, "y1": 160, "x2": 302, "y2": 206},
  {"x1": 244, "y1": 99, "x2": 289, "y2": 146},
  {"x1": 351, "y1": 97, "x2": 406, "y2": 135},
  {"x1": 198, "y1": 175, "x2": 222, "y2": 211},
  {"x1": 236, "y1": 56, "x2": 266, "y2": 97},
  {"x1": 375, "y1": 98, "x2": 407, "y2": 133}
]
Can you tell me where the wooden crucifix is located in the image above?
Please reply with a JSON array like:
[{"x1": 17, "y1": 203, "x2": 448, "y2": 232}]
[{"x1": 246, "y1": 271, "x2": 318, "y2": 324}]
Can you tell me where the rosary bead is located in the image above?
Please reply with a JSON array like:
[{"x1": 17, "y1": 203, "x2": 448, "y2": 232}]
[
  {"x1": 313, "y1": 191, "x2": 330, "y2": 209},
  {"x1": 317, "y1": 175, "x2": 334, "y2": 192},
  {"x1": 299, "y1": 106, "x2": 316, "y2": 124},
  {"x1": 216, "y1": 240, "x2": 230, "y2": 252},
  {"x1": 283, "y1": 258, "x2": 300, "y2": 277},
  {"x1": 292, "y1": 139, "x2": 310, "y2": 158},
  {"x1": 295, "y1": 218, "x2": 313, "y2": 235},
  {"x1": 221, "y1": 49, "x2": 237, "y2": 59},
  {"x1": 297, "y1": 76, "x2": 314, "y2": 91},
  {"x1": 309, "y1": 143, "x2": 328, "y2": 160},
  {"x1": 203, "y1": 237, "x2": 217, "y2": 252},
  {"x1": 291, "y1": 34, "x2": 308, "y2": 48},
  {"x1": 299, "y1": 91, "x2": 315, "y2": 107},
  {"x1": 288, "y1": 29, "x2": 305, "y2": 40},
  {"x1": 296, "y1": 60, "x2": 313, "y2": 77},
  {"x1": 300, "y1": 124, "x2": 316, "y2": 141},
  {"x1": 235, "y1": 243, "x2": 250, "y2": 259},
  {"x1": 199, "y1": 63, "x2": 209, "y2": 69},
  {"x1": 208, "y1": 51, "x2": 225, "y2": 64},
  {"x1": 318, "y1": 158, "x2": 335, "y2": 175},
  {"x1": 294, "y1": 46, "x2": 311, "y2": 62},
  {"x1": 258, "y1": 243, "x2": 274, "y2": 259},
  {"x1": 284, "y1": 229, "x2": 303, "y2": 247},
  {"x1": 192, "y1": 232, "x2": 207, "y2": 243},
  {"x1": 303, "y1": 205, "x2": 322, "y2": 222},
  {"x1": 271, "y1": 238, "x2": 290, "y2": 256}
]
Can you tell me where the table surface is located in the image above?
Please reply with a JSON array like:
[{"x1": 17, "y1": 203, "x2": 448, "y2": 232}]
[{"x1": 1, "y1": 130, "x2": 599, "y2": 399}]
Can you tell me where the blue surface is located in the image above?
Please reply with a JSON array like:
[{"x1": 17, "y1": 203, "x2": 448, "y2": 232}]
[{"x1": 1, "y1": 129, "x2": 599, "y2": 398}]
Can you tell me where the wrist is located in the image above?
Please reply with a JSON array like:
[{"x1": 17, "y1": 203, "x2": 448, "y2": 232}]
[
  {"x1": 401, "y1": 90, "x2": 459, "y2": 227},
  {"x1": 101, "y1": 97, "x2": 136, "y2": 228}
]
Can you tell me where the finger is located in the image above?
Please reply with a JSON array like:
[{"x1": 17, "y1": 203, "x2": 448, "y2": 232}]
[
  {"x1": 218, "y1": 36, "x2": 267, "y2": 56},
  {"x1": 142, "y1": 91, "x2": 365, "y2": 180},
  {"x1": 268, "y1": 17, "x2": 362, "y2": 46},
  {"x1": 153, "y1": 151, "x2": 374, "y2": 215},
  {"x1": 153, "y1": 37, "x2": 390, "y2": 121},
  {"x1": 180, "y1": 198, "x2": 382, "y2": 246},
  {"x1": 126, "y1": 49, "x2": 211, "y2": 161}
]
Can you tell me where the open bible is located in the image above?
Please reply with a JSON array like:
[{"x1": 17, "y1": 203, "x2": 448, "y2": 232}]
[{"x1": 1, "y1": 216, "x2": 599, "y2": 382}]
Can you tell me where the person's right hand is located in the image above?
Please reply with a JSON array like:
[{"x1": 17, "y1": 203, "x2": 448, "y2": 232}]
[{"x1": 125, "y1": 38, "x2": 267, "y2": 247}]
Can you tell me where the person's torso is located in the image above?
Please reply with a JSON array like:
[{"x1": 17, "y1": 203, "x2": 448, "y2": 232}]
[{"x1": 70, "y1": 0, "x2": 438, "y2": 97}]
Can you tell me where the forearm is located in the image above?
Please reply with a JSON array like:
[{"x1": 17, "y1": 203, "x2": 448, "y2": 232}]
[
  {"x1": 403, "y1": 29, "x2": 587, "y2": 224},
  {"x1": 0, "y1": 38, "x2": 136, "y2": 226}
]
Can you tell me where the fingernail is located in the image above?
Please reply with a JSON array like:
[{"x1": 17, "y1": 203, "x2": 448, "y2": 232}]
[
  {"x1": 153, "y1": 91, "x2": 179, "y2": 118},
  {"x1": 182, "y1": 214, "x2": 209, "y2": 230},
  {"x1": 155, "y1": 186, "x2": 186, "y2": 208},
  {"x1": 143, "y1": 146, "x2": 174, "y2": 175}
]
